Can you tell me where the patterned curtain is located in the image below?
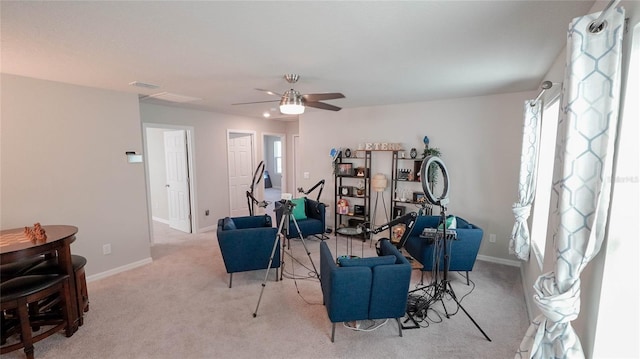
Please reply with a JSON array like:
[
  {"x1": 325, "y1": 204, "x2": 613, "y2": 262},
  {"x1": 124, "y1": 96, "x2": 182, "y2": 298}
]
[
  {"x1": 516, "y1": 6, "x2": 625, "y2": 359},
  {"x1": 510, "y1": 100, "x2": 542, "y2": 260}
]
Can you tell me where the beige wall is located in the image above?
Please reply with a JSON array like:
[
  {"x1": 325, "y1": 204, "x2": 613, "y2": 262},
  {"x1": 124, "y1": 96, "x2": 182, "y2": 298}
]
[
  {"x1": 1, "y1": 74, "x2": 152, "y2": 277},
  {"x1": 139, "y1": 103, "x2": 291, "y2": 230},
  {"x1": 299, "y1": 91, "x2": 533, "y2": 262}
]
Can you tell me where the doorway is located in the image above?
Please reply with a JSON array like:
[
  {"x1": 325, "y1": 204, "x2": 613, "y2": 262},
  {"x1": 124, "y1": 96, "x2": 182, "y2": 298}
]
[
  {"x1": 263, "y1": 133, "x2": 286, "y2": 221},
  {"x1": 227, "y1": 131, "x2": 256, "y2": 217},
  {"x1": 143, "y1": 124, "x2": 196, "y2": 242}
]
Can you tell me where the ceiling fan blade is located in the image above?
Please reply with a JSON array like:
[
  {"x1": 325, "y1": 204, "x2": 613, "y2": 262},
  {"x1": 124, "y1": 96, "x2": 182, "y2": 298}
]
[
  {"x1": 232, "y1": 100, "x2": 279, "y2": 105},
  {"x1": 305, "y1": 101, "x2": 342, "y2": 111},
  {"x1": 302, "y1": 93, "x2": 345, "y2": 102},
  {"x1": 255, "y1": 88, "x2": 282, "y2": 97}
]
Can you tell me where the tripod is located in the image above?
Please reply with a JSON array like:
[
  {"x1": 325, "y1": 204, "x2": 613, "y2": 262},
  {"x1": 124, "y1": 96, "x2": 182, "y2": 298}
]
[
  {"x1": 253, "y1": 200, "x2": 319, "y2": 317},
  {"x1": 408, "y1": 205, "x2": 491, "y2": 341}
]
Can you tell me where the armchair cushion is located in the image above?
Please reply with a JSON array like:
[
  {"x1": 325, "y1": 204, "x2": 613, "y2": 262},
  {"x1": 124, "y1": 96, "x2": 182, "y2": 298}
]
[
  {"x1": 291, "y1": 198, "x2": 307, "y2": 220},
  {"x1": 275, "y1": 198, "x2": 326, "y2": 239},
  {"x1": 222, "y1": 217, "x2": 237, "y2": 230}
]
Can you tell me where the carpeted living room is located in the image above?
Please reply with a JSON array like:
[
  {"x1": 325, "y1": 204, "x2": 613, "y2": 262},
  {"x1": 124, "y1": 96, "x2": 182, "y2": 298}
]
[{"x1": 1, "y1": 1, "x2": 638, "y2": 359}]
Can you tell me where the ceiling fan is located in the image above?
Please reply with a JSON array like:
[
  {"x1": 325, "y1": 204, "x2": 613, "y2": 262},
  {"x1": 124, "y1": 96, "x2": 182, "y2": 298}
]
[{"x1": 233, "y1": 74, "x2": 345, "y2": 115}]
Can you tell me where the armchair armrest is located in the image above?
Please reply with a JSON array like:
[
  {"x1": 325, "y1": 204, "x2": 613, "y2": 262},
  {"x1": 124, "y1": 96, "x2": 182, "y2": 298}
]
[{"x1": 304, "y1": 198, "x2": 326, "y2": 222}]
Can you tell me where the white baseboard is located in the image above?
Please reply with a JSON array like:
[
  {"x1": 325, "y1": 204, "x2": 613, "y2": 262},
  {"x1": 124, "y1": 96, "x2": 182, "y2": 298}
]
[
  {"x1": 520, "y1": 265, "x2": 535, "y2": 323},
  {"x1": 152, "y1": 217, "x2": 170, "y2": 225},
  {"x1": 476, "y1": 254, "x2": 522, "y2": 267},
  {"x1": 86, "y1": 257, "x2": 153, "y2": 283},
  {"x1": 199, "y1": 225, "x2": 216, "y2": 233}
]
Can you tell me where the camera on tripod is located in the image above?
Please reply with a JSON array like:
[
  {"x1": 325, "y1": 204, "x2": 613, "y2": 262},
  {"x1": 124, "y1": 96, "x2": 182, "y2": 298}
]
[{"x1": 279, "y1": 199, "x2": 296, "y2": 214}]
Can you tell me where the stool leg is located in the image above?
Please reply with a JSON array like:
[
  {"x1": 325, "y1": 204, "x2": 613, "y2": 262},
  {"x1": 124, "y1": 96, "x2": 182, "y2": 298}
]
[
  {"x1": 74, "y1": 268, "x2": 87, "y2": 326},
  {"x1": 62, "y1": 280, "x2": 74, "y2": 337},
  {"x1": 28, "y1": 301, "x2": 40, "y2": 332},
  {"x1": 17, "y1": 299, "x2": 35, "y2": 359}
]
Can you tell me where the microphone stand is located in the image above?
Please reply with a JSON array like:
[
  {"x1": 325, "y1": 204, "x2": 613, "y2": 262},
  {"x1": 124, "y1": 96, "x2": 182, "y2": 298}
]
[
  {"x1": 297, "y1": 179, "x2": 325, "y2": 202},
  {"x1": 246, "y1": 191, "x2": 269, "y2": 216},
  {"x1": 298, "y1": 179, "x2": 329, "y2": 239}
]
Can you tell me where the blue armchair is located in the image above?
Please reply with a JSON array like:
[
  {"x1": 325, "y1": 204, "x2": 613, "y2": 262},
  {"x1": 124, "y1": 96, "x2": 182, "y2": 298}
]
[
  {"x1": 274, "y1": 197, "x2": 326, "y2": 239},
  {"x1": 404, "y1": 216, "x2": 483, "y2": 285},
  {"x1": 216, "y1": 215, "x2": 280, "y2": 288},
  {"x1": 319, "y1": 239, "x2": 411, "y2": 342}
]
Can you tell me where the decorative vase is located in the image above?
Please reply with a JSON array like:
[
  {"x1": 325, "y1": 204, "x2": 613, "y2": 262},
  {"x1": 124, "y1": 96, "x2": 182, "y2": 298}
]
[{"x1": 410, "y1": 148, "x2": 417, "y2": 159}]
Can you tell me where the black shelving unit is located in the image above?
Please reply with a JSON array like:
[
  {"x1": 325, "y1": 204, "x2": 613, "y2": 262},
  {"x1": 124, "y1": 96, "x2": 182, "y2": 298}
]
[
  {"x1": 334, "y1": 150, "x2": 371, "y2": 240},
  {"x1": 391, "y1": 151, "x2": 432, "y2": 217}
]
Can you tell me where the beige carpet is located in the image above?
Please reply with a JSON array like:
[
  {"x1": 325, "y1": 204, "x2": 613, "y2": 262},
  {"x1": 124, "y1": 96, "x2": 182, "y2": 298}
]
[{"x1": 2, "y1": 223, "x2": 530, "y2": 358}]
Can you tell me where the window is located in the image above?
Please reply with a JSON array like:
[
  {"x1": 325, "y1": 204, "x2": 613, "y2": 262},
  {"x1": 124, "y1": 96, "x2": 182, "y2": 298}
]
[
  {"x1": 274, "y1": 140, "x2": 282, "y2": 174},
  {"x1": 529, "y1": 96, "x2": 560, "y2": 267}
]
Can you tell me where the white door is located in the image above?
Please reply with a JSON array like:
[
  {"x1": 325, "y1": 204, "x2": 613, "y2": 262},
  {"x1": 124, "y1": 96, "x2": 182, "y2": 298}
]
[
  {"x1": 164, "y1": 130, "x2": 191, "y2": 233},
  {"x1": 228, "y1": 132, "x2": 253, "y2": 217},
  {"x1": 293, "y1": 135, "x2": 300, "y2": 195}
]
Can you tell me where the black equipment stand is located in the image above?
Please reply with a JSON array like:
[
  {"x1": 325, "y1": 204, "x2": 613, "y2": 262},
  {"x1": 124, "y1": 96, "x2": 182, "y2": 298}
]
[
  {"x1": 406, "y1": 205, "x2": 491, "y2": 341},
  {"x1": 297, "y1": 179, "x2": 329, "y2": 240},
  {"x1": 247, "y1": 161, "x2": 265, "y2": 216},
  {"x1": 253, "y1": 199, "x2": 319, "y2": 317},
  {"x1": 246, "y1": 191, "x2": 268, "y2": 216}
]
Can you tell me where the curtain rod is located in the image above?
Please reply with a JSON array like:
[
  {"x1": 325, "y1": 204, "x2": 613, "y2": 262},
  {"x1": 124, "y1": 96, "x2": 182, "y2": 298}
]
[
  {"x1": 530, "y1": 81, "x2": 553, "y2": 106},
  {"x1": 589, "y1": 0, "x2": 620, "y2": 33}
]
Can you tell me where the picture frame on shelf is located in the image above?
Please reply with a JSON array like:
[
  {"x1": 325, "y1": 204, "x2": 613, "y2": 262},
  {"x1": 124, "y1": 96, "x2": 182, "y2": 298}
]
[
  {"x1": 337, "y1": 163, "x2": 353, "y2": 176},
  {"x1": 393, "y1": 206, "x2": 406, "y2": 219},
  {"x1": 413, "y1": 192, "x2": 426, "y2": 203}
]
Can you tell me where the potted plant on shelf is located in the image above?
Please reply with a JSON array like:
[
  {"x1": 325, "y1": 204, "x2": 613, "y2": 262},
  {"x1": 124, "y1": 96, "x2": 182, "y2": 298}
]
[{"x1": 422, "y1": 146, "x2": 442, "y2": 185}]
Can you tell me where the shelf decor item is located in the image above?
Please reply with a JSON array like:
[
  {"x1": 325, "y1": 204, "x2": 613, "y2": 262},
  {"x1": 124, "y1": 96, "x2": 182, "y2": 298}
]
[
  {"x1": 356, "y1": 180, "x2": 365, "y2": 196},
  {"x1": 422, "y1": 146, "x2": 442, "y2": 184},
  {"x1": 410, "y1": 148, "x2": 418, "y2": 158},
  {"x1": 330, "y1": 147, "x2": 342, "y2": 175},
  {"x1": 340, "y1": 186, "x2": 353, "y2": 196},
  {"x1": 337, "y1": 199, "x2": 350, "y2": 214},
  {"x1": 337, "y1": 163, "x2": 353, "y2": 176}
]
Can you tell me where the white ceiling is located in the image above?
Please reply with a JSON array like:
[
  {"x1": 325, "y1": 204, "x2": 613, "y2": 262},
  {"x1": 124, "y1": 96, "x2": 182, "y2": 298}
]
[{"x1": 1, "y1": 1, "x2": 595, "y2": 121}]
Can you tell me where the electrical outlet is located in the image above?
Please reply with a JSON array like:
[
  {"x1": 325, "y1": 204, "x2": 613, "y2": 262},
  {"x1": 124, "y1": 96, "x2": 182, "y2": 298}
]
[
  {"x1": 205, "y1": 209, "x2": 210, "y2": 216},
  {"x1": 489, "y1": 234, "x2": 497, "y2": 243},
  {"x1": 103, "y1": 243, "x2": 112, "y2": 255},
  {"x1": 303, "y1": 172, "x2": 310, "y2": 179}
]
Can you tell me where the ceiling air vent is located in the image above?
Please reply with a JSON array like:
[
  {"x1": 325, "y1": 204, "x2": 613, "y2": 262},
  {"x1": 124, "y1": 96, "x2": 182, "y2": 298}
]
[
  {"x1": 145, "y1": 92, "x2": 202, "y2": 103},
  {"x1": 128, "y1": 81, "x2": 159, "y2": 89}
]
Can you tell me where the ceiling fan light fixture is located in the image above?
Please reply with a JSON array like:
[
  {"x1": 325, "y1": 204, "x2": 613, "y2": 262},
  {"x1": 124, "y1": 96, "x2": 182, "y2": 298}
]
[{"x1": 279, "y1": 89, "x2": 305, "y2": 115}]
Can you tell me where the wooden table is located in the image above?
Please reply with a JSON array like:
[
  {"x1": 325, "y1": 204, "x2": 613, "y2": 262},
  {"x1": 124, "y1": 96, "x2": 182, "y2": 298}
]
[{"x1": 0, "y1": 225, "x2": 80, "y2": 333}]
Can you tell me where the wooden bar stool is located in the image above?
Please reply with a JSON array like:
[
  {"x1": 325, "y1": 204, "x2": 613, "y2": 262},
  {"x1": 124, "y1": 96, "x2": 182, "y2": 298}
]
[
  {"x1": 0, "y1": 256, "x2": 47, "y2": 282},
  {"x1": 1, "y1": 274, "x2": 74, "y2": 359},
  {"x1": 24, "y1": 255, "x2": 89, "y2": 326}
]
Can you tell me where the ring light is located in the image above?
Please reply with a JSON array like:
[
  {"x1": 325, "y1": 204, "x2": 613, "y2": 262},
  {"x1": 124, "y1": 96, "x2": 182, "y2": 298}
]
[
  {"x1": 420, "y1": 156, "x2": 450, "y2": 206},
  {"x1": 250, "y1": 161, "x2": 265, "y2": 193}
]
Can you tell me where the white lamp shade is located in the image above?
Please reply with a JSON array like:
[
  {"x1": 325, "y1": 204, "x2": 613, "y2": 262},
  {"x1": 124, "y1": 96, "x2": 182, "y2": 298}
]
[
  {"x1": 279, "y1": 89, "x2": 305, "y2": 115},
  {"x1": 372, "y1": 173, "x2": 387, "y2": 192}
]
